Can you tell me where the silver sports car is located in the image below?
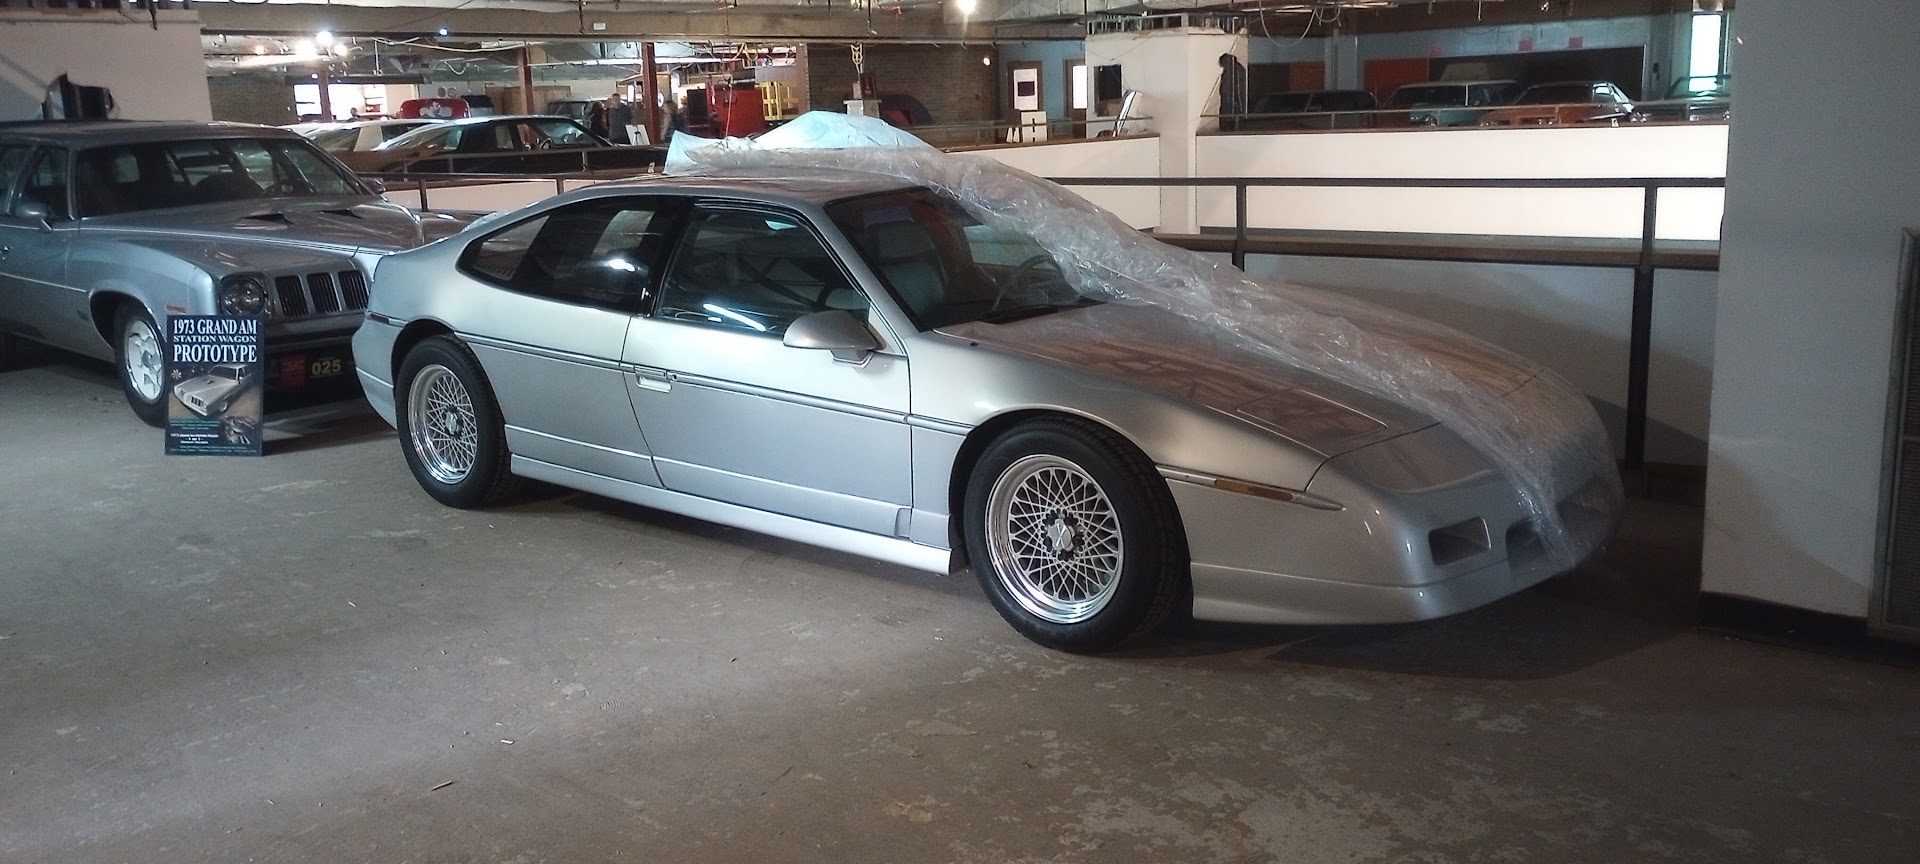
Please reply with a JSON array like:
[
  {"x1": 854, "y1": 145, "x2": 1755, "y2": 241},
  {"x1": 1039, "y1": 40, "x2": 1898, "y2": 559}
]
[{"x1": 352, "y1": 165, "x2": 1620, "y2": 652}]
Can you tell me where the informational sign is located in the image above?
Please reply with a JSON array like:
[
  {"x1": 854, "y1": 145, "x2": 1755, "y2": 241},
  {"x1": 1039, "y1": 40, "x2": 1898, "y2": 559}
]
[{"x1": 164, "y1": 315, "x2": 264, "y2": 457}]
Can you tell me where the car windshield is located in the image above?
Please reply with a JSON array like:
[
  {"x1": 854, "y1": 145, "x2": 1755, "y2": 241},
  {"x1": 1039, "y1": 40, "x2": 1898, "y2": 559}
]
[
  {"x1": 74, "y1": 137, "x2": 365, "y2": 217},
  {"x1": 1516, "y1": 84, "x2": 1598, "y2": 104},
  {"x1": 1386, "y1": 85, "x2": 1464, "y2": 107},
  {"x1": 305, "y1": 127, "x2": 359, "y2": 152},
  {"x1": 828, "y1": 187, "x2": 1096, "y2": 330},
  {"x1": 1668, "y1": 76, "x2": 1730, "y2": 98},
  {"x1": 376, "y1": 123, "x2": 460, "y2": 152}
]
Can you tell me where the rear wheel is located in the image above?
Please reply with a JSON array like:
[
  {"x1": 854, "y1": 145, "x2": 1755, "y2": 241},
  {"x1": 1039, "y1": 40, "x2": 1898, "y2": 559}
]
[
  {"x1": 963, "y1": 418, "x2": 1186, "y2": 652},
  {"x1": 395, "y1": 336, "x2": 520, "y2": 508},
  {"x1": 114, "y1": 304, "x2": 167, "y2": 427}
]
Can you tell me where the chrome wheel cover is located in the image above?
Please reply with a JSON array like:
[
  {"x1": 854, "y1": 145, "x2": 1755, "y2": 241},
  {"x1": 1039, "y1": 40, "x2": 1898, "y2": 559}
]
[
  {"x1": 985, "y1": 454, "x2": 1125, "y2": 624},
  {"x1": 407, "y1": 364, "x2": 478, "y2": 485},
  {"x1": 121, "y1": 317, "x2": 163, "y2": 402}
]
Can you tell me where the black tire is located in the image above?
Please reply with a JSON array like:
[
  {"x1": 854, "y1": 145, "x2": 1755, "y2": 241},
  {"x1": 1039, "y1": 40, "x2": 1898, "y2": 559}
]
[
  {"x1": 113, "y1": 304, "x2": 168, "y2": 427},
  {"x1": 395, "y1": 335, "x2": 521, "y2": 508},
  {"x1": 963, "y1": 417, "x2": 1187, "y2": 653}
]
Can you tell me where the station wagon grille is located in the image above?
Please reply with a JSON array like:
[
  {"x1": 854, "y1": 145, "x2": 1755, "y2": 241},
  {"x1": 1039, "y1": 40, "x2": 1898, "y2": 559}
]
[{"x1": 272, "y1": 269, "x2": 368, "y2": 319}]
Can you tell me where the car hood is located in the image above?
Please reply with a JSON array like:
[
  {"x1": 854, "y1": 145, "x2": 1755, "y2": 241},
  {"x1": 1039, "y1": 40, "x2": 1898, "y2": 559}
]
[
  {"x1": 83, "y1": 197, "x2": 436, "y2": 254},
  {"x1": 939, "y1": 302, "x2": 1540, "y2": 457},
  {"x1": 175, "y1": 375, "x2": 238, "y2": 397}
]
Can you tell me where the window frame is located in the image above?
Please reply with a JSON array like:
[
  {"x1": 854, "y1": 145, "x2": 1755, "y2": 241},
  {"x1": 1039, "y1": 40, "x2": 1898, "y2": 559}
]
[
  {"x1": 650, "y1": 200, "x2": 869, "y2": 338},
  {"x1": 454, "y1": 194, "x2": 688, "y2": 314}
]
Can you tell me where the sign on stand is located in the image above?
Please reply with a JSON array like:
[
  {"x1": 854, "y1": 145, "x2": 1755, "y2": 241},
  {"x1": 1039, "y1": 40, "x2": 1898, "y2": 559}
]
[{"x1": 164, "y1": 315, "x2": 264, "y2": 457}]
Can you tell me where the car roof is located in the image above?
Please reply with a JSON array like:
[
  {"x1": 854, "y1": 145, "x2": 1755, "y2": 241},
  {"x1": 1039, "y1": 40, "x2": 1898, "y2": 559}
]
[
  {"x1": 578, "y1": 168, "x2": 923, "y2": 208},
  {"x1": 0, "y1": 120, "x2": 302, "y2": 147},
  {"x1": 1395, "y1": 80, "x2": 1516, "y2": 88},
  {"x1": 437, "y1": 115, "x2": 580, "y2": 126}
]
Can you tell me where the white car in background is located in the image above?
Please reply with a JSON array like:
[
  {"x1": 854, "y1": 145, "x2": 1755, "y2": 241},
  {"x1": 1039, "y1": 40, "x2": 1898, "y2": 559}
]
[{"x1": 286, "y1": 119, "x2": 438, "y2": 153}]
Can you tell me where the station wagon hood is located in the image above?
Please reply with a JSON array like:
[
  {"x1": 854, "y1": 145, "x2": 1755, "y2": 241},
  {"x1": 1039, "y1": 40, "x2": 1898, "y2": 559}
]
[
  {"x1": 86, "y1": 198, "x2": 434, "y2": 254},
  {"x1": 941, "y1": 302, "x2": 1539, "y2": 458}
]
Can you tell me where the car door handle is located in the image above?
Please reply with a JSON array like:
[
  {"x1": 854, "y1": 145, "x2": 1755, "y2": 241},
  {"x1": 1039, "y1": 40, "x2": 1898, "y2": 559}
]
[{"x1": 633, "y1": 366, "x2": 671, "y2": 392}]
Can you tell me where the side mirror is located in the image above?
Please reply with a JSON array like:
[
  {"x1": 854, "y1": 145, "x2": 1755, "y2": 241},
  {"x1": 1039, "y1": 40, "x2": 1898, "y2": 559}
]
[
  {"x1": 11, "y1": 198, "x2": 51, "y2": 228},
  {"x1": 363, "y1": 177, "x2": 388, "y2": 195},
  {"x1": 783, "y1": 309, "x2": 879, "y2": 363}
]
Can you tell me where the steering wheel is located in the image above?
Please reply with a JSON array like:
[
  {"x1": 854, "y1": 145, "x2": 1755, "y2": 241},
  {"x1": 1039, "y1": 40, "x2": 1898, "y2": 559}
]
[{"x1": 992, "y1": 253, "x2": 1068, "y2": 311}]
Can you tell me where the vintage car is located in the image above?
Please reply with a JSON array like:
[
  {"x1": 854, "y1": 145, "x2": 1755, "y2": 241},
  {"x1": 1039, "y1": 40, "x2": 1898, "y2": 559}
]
[
  {"x1": 0, "y1": 120, "x2": 468, "y2": 425},
  {"x1": 285, "y1": 118, "x2": 438, "y2": 153},
  {"x1": 350, "y1": 153, "x2": 1622, "y2": 653},
  {"x1": 340, "y1": 115, "x2": 667, "y2": 175},
  {"x1": 1637, "y1": 74, "x2": 1732, "y2": 123},
  {"x1": 172, "y1": 361, "x2": 254, "y2": 417},
  {"x1": 1242, "y1": 89, "x2": 1379, "y2": 130},
  {"x1": 1480, "y1": 81, "x2": 1638, "y2": 126},
  {"x1": 1382, "y1": 80, "x2": 1521, "y2": 126}
]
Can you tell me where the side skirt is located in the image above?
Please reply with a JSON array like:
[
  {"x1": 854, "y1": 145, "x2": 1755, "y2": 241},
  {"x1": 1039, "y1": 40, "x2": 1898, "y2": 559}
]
[{"x1": 511, "y1": 455, "x2": 955, "y2": 575}]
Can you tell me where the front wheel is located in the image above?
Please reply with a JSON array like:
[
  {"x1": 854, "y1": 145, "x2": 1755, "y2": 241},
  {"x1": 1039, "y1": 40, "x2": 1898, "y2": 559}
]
[
  {"x1": 114, "y1": 304, "x2": 167, "y2": 427},
  {"x1": 963, "y1": 418, "x2": 1187, "y2": 652},
  {"x1": 395, "y1": 336, "x2": 520, "y2": 508}
]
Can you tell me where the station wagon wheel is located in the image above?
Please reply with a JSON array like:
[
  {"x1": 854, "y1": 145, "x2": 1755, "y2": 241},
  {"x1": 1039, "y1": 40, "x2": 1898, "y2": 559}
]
[
  {"x1": 395, "y1": 336, "x2": 521, "y2": 508},
  {"x1": 963, "y1": 417, "x2": 1186, "y2": 653},
  {"x1": 113, "y1": 304, "x2": 168, "y2": 427}
]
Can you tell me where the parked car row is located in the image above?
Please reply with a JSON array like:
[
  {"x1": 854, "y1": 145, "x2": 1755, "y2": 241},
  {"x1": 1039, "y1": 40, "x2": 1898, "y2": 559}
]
[
  {"x1": 283, "y1": 115, "x2": 667, "y2": 175},
  {"x1": 1240, "y1": 75, "x2": 1729, "y2": 130},
  {"x1": 0, "y1": 116, "x2": 1621, "y2": 653}
]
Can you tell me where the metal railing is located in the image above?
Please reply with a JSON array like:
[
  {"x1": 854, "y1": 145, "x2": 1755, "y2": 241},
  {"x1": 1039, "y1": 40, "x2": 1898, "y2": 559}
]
[
  {"x1": 1211, "y1": 96, "x2": 1730, "y2": 132},
  {"x1": 1046, "y1": 174, "x2": 1727, "y2": 471}
]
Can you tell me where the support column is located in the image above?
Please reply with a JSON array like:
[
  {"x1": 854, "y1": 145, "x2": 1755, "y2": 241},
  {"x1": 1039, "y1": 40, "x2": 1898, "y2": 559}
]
[
  {"x1": 316, "y1": 67, "x2": 333, "y2": 120},
  {"x1": 1086, "y1": 27, "x2": 1245, "y2": 234},
  {"x1": 641, "y1": 41, "x2": 661, "y2": 144},
  {"x1": 517, "y1": 46, "x2": 535, "y2": 114}
]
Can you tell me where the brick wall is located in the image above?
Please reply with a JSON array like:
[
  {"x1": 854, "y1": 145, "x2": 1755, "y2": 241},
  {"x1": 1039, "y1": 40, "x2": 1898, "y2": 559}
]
[
  {"x1": 207, "y1": 74, "x2": 296, "y2": 126},
  {"x1": 803, "y1": 44, "x2": 999, "y2": 126}
]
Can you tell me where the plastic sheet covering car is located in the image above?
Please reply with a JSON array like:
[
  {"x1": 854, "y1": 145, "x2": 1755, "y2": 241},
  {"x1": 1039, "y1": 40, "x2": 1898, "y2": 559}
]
[{"x1": 665, "y1": 112, "x2": 1621, "y2": 570}]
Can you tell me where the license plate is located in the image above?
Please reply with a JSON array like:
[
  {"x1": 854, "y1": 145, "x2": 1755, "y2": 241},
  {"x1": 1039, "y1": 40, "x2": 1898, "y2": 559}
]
[{"x1": 276, "y1": 352, "x2": 349, "y2": 390}]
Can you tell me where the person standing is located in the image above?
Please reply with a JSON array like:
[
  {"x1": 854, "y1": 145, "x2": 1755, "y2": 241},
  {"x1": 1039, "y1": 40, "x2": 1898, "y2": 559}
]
[
  {"x1": 606, "y1": 94, "x2": 633, "y2": 144},
  {"x1": 586, "y1": 98, "x2": 611, "y2": 140}
]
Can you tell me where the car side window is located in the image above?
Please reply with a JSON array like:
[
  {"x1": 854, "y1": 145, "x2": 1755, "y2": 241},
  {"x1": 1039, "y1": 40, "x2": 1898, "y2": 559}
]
[
  {"x1": 0, "y1": 145, "x2": 31, "y2": 213},
  {"x1": 458, "y1": 197, "x2": 680, "y2": 312},
  {"x1": 19, "y1": 148, "x2": 72, "y2": 220},
  {"x1": 655, "y1": 207, "x2": 865, "y2": 336},
  {"x1": 535, "y1": 120, "x2": 595, "y2": 148}
]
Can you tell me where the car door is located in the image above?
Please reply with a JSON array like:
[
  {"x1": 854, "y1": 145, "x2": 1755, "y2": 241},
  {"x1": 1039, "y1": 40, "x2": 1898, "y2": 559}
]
[
  {"x1": 0, "y1": 147, "x2": 90, "y2": 356},
  {"x1": 622, "y1": 202, "x2": 912, "y2": 537},
  {"x1": 452, "y1": 195, "x2": 685, "y2": 486}
]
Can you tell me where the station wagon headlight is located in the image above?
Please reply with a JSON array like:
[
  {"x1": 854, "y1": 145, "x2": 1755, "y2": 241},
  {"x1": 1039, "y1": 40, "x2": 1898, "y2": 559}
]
[{"x1": 219, "y1": 274, "x2": 268, "y2": 316}]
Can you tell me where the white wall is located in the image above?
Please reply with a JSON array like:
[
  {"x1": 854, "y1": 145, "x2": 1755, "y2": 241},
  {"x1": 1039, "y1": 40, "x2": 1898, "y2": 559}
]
[
  {"x1": 1196, "y1": 124, "x2": 1727, "y2": 240},
  {"x1": 1087, "y1": 28, "x2": 1242, "y2": 233},
  {"x1": 969, "y1": 136, "x2": 1161, "y2": 229},
  {"x1": 0, "y1": 10, "x2": 210, "y2": 122},
  {"x1": 1701, "y1": 5, "x2": 1920, "y2": 618}
]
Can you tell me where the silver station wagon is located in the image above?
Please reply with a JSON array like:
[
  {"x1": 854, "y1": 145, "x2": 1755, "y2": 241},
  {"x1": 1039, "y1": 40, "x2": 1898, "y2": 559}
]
[
  {"x1": 352, "y1": 168, "x2": 1620, "y2": 652},
  {"x1": 0, "y1": 121, "x2": 463, "y2": 424}
]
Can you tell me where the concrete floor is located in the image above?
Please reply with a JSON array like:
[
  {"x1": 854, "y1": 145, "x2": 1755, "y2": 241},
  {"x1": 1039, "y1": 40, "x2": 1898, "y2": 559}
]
[{"x1": 2, "y1": 352, "x2": 1916, "y2": 864}]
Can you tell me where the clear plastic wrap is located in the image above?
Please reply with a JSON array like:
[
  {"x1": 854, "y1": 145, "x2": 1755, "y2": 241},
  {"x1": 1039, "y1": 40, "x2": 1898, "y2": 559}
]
[{"x1": 667, "y1": 112, "x2": 1622, "y2": 568}]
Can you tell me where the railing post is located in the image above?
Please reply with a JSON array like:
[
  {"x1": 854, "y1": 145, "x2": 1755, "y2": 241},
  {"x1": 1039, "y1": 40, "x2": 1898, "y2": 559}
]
[
  {"x1": 1625, "y1": 184, "x2": 1659, "y2": 474},
  {"x1": 1232, "y1": 182, "x2": 1248, "y2": 271}
]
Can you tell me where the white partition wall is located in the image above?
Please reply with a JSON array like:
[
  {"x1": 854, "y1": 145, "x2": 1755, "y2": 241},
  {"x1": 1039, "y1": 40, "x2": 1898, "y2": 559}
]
[
  {"x1": 1195, "y1": 124, "x2": 1728, "y2": 241},
  {"x1": 1702, "y1": 5, "x2": 1920, "y2": 619},
  {"x1": 971, "y1": 136, "x2": 1161, "y2": 229}
]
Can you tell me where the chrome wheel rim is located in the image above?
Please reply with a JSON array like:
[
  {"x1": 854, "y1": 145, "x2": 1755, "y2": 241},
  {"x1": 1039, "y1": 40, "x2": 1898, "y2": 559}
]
[
  {"x1": 122, "y1": 317, "x2": 163, "y2": 402},
  {"x1": 985, "y1": 454, "x2": 1125, "y2": 624},
  {"x1": 407, "y1": 364, "x2": 477, "y2": 485}
]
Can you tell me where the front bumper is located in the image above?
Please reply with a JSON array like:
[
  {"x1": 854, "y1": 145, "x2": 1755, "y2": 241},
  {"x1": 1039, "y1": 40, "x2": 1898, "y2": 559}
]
[{"x1": 1168, "y1": 424, "x2": 1620, "y2": 626}]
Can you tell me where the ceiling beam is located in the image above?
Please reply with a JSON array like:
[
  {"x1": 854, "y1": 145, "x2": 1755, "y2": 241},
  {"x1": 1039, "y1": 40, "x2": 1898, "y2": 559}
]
[{"x1": 196, "y1": 4, "x2": 1079, "y2": 41}]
